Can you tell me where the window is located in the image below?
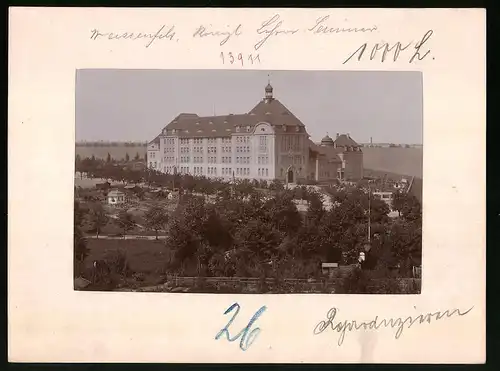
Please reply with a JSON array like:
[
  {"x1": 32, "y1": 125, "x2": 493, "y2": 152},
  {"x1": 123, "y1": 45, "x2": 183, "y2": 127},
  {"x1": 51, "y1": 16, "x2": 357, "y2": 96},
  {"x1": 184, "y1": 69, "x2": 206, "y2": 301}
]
[{"x1": 265, "y1": 168, "x2": 269, "y2": 177}]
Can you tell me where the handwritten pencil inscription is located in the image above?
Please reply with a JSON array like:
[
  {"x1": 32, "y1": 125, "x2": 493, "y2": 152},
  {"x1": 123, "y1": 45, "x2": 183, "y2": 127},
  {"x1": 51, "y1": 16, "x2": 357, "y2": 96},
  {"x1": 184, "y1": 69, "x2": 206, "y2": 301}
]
[
  {"x1": 215, "y1": 303, "x2": 267, "y2": 351},
  {"x1": 343, "y1": 30, "x2": 434, "y2": 64},
  {"x1": 313, "y1": 306, "x2": 474, "y2": 346}
]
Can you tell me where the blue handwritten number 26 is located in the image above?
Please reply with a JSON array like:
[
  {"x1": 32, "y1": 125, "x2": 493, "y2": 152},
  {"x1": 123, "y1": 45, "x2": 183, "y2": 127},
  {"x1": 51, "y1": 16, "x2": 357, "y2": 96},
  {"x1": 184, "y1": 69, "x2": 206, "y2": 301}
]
[{"x1": 215, "y1": 303, "x2": 267, "y2": 351}]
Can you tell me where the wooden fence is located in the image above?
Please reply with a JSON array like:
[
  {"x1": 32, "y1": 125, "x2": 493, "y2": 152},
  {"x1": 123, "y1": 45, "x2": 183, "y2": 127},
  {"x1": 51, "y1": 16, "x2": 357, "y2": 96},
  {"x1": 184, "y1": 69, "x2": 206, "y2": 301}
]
[{"x1": 131, "y1": 275, "x2": 421, "y2": 293}]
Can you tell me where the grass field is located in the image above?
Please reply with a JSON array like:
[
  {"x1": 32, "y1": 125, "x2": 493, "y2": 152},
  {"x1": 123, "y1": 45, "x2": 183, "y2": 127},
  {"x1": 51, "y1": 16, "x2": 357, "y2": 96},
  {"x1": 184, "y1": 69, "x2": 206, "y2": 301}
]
[
  {"x1": 75, "y1": 144, "x2": 423, "y2": 178},
  {"x1": 85, "y1": 239, "x2": 170, "y2": 273},
  {"x1": 362, "y1": 147, "x2": 422, "y2": 178}
]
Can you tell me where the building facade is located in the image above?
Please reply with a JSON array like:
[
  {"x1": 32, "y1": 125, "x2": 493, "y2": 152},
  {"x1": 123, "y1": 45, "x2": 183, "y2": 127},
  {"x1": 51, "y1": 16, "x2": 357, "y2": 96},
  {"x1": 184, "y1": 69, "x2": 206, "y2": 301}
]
[{"x1": 147, "y1": 83, "x2": 363, "y2": 183}]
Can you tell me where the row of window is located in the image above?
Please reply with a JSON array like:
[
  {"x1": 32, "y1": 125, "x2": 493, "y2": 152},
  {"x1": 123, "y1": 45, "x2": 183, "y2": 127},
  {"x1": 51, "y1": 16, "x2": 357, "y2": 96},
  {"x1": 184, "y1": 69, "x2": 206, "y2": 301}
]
[
  {"x1": 221, "y1": 146, "x2": 232, "y2": 153},
  {"x1": 164, "y1": 147, "x2": 175, "y2": 153},
  {"x1": 258, "y1": 168, "x2": 269, "y2": 177},
  {"x1": 235, "y1": 168, "x2": 250, "y2": 176},
  {"x1": 221, "y1": 168, "x2": 233, "y2": 176},
  {"x1": 236, "y1": 146, "x2": 251, "y2": 153},
  {"x1": 156, "y1": 165, "x2": 271, "y2": 178},
  {"x1": 207, "y1": 167, "x2": 218, "y2": 175},
  {"x1": 162, "y1": 135, "x2": 280, "y2": 147},
  {"x1": 257, "y1": 155, "x2": 269, "y2": 164},
  {"x1": 207, "y1": 146, "x2": 217, "y2": 154},
  {"x1": 280, "y1": 154, "x2": 305, "y2": 165},
  {"x1": 235, "y1": 126, "x2": 252, "y2": 133},
  {"x1": 281, "y1": 135, "x2": 302, "y2": 151},
  {"x1": 158, "y1": 155, "x2": 268, "y2": 164},
  {"x1": 236, "y1": 136, "x2": 250, "y2": 144},
  {"x1": 236, "y1": 156, "x2": 251, "y2": 164}
]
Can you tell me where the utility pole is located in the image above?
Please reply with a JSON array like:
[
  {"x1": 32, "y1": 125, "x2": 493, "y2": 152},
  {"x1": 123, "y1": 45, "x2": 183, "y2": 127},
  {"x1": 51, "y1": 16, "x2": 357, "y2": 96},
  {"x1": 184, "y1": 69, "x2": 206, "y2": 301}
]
[{"x1": 368, "y1": 186, "x2": 371, "y2": 243}]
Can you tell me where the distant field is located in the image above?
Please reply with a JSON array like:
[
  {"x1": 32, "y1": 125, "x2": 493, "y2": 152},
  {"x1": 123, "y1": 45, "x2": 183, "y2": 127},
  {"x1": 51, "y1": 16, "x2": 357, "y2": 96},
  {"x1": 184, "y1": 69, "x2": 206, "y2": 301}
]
[
  {"x1": 75, "y1": 144, "x2": 423, "y2": 178},
  {"x1": 76, "y1": 144, "x2": 147, "y2": 161},
  {"x1": 362, "y1": 147, "x2": 423, "y2": 178}
]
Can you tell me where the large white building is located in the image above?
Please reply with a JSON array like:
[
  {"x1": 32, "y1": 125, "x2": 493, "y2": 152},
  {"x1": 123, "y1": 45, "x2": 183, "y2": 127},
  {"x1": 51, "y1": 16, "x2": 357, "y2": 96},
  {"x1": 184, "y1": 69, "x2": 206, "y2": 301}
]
[{"x1": 147, "y1": 83, "x2": 363, "y2": 183}]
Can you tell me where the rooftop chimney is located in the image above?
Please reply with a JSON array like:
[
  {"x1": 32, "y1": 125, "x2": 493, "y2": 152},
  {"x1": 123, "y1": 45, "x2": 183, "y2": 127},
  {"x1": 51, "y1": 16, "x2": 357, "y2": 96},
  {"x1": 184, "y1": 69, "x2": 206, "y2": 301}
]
[{"x1": 336, "y1": 133, "x2": 339, "y2": 138}]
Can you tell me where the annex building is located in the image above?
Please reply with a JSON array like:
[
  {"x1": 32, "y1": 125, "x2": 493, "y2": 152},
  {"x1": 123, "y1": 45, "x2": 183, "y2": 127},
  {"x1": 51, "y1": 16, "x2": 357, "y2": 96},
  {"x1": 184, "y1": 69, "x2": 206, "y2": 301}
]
[{"x1": 147, "y1": 83, "x2": 363, "y2": 183}]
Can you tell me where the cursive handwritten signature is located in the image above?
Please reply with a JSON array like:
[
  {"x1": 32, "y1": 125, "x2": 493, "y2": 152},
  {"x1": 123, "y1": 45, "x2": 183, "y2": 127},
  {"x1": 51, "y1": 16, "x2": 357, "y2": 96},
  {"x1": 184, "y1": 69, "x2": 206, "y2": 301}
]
[
  {"x1": 313, "y1": 306, "x2": 474, "y2": 346},
  {"x1": 193, "y1": 24, "x2": 243, "y2": 46},
  {"x1": 254, "y1": 14, "x2": 299, "y2": 51},
  {"x1": 343, "y1": 30, "x2": 434, "y2": 64},
  {"x1": 89, "y1": 25, "x2": 177, "y2": 48},
  {"x1": 308, "y1": 15, "x2": 378, "y2": 35},
  {"x1": 215, "y1": 303, "x2": 267, "y2": 351}
]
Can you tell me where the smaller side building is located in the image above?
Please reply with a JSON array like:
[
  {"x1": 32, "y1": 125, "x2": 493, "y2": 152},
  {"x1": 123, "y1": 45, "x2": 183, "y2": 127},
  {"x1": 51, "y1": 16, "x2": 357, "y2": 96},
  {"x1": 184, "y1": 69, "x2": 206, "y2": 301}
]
[{"x1": 107, "y1": 189, "x2": 126, "y2": 206}]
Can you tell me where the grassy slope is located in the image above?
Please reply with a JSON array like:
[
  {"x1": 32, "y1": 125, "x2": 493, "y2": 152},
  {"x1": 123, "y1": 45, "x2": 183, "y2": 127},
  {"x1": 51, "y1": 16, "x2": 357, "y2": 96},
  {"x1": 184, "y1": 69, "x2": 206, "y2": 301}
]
[{"x1": 85, "y1": 239, "x2": 170, "y2": 273}]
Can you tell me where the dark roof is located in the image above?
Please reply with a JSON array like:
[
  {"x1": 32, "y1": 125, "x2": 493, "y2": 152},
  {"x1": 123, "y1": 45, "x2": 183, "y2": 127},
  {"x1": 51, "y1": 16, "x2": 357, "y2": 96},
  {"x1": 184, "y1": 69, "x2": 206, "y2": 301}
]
[
  {"x1": 308, "y1": 139, "x2": 342, "y2": 163},
  {"x1": 157, "y1": 98, "x2": 308, "y2": 138},
  {"x1": 321, "y1": 135, "x2": 334, "y2": 146},
  {"x1": 334, "y1": 134, "x2": 360, "y2": 147}
]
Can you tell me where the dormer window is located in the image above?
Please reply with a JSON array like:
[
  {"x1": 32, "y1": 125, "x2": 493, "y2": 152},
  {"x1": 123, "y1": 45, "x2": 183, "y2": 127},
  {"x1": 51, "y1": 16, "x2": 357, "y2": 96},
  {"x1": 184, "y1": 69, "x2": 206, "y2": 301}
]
[
  {"x1": 265, "y1": 112, "x2": 271, "y2": 115},
  {"x1": 212, "y1": 129, "x2": 216, "y2": 132},
  {"x1": 172, "y1": 129, "x2": 177, "y2": 134},
  {"x1": 295, "y1": 126, "x2": 300, "y2": 132},
  {"x1": 246, "y1": 126, "x2": 251, "y2": 132},
  {"x1": 195, "y1": 122, "x2": 200, "y2": 125},
  {"x1": 226, "y1": 128, "x2": 231, "y2": 132},
  {"x1": 209, "y1": 121, "x2": 213, "y2": 125},
  {"x1": 197, "y1": 129, "x2": 202, "y2": 133},
  {"x1": 236, "y1": 126, "x2": 240, "y2": 132},
  {"x1": 283, "y1": 125, "x2": 287, "y2": 132}
]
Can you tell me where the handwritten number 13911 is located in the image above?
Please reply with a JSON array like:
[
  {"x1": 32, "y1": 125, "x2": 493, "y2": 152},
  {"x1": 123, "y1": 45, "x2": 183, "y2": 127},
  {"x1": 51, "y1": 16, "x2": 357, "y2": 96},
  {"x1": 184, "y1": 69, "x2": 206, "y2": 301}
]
[
  {"x1": 215, "y1": 303, "x2": 267, "y2": 351},
  {"x1": 220, "y1": 52, "x2": 261, "y2": 66}
]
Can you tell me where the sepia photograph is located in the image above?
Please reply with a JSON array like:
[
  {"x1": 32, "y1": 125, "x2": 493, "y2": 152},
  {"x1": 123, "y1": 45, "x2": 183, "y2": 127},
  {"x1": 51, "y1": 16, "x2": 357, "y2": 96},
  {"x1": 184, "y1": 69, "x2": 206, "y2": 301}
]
[{"x1": 73, "y1": 69, "x2": 423, "y2": 294}]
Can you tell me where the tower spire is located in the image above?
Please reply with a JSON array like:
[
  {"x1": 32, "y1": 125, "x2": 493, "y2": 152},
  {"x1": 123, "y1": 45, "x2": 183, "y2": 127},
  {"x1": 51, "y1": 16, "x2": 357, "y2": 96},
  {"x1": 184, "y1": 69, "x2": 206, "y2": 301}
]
[{"x1": 265, "y1": 74, "x2": 274, "y2": 102}]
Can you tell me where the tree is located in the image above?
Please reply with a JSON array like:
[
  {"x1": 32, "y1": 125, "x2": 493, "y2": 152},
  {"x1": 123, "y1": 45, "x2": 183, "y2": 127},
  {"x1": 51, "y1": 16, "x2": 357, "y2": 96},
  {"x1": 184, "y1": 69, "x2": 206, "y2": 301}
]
[
  {"x1": 125, "y1": 152, "x2": 130, "y2": 162},
  {"x1": 74, "y1": 201, "x2": 89, "y2": 276},
  {"x1": 117, "y1": 210, "x2": 135, "y2": 237},
  {"x1": 106, "y1": 152, "x2": 112, "y2": 163},
  {"x1": 400, "y1": 194, "x2": 422, "y2": 222},
  {"x1": 89, "y1": 203, "x2": 108, "y2": 239},
  {"x1": 392, "y1": 191, "x2": 405, "y2": 216},
  {"x1": 144, "y1": 205, "x2": 169, "y2": 240}
]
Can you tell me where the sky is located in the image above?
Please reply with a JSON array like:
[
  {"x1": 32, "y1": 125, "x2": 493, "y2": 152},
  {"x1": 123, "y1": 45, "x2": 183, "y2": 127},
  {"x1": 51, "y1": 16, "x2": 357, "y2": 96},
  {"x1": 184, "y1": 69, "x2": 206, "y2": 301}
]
[{"x1": 75, "y1": 69, "x2": 423, "y2": 144}]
